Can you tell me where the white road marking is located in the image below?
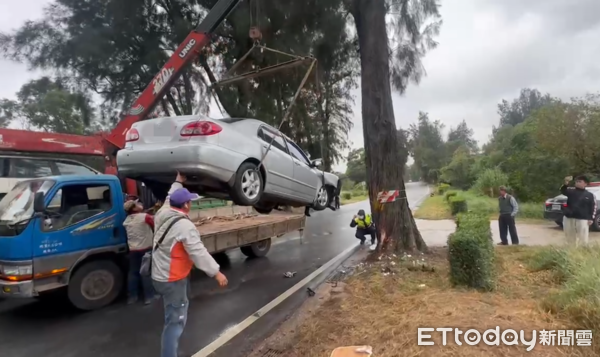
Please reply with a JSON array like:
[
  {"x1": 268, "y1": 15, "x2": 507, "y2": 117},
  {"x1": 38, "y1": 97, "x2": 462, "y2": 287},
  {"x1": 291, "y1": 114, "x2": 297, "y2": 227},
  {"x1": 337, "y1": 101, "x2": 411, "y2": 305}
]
[{"x1": 191, "y1": 243, "x2": 358, "y2": 357}]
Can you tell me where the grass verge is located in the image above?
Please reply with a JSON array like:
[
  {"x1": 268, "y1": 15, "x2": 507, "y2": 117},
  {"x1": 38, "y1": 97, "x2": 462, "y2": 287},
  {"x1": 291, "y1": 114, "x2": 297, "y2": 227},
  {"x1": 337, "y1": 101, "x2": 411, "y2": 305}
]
[
  {"x1": 271, "y1": 246, "x2": 596, "y2": 357},
  {"x1": 414, "y1": 189, "x2": 544, "y2": 221},
  {"x1": 341, "y1": 194, "x2": 368, "y2": 205}
]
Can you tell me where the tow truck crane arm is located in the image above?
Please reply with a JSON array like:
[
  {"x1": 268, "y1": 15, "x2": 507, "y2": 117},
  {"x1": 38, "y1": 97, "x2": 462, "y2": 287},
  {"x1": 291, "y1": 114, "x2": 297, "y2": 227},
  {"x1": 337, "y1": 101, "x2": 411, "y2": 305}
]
[
  {"x1": 0, "y1": 0, "x2": 243, "y2": 197},
  {"x1": 105, "y1": 0, "x2": 243, "y2": 153}
]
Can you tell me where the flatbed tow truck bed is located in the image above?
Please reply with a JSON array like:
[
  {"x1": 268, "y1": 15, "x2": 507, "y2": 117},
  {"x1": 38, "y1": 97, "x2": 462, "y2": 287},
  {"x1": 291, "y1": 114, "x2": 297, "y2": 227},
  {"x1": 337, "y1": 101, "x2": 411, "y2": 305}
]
[{"x1": 195, "y1": 212, "x2": 306, "y2": 254}]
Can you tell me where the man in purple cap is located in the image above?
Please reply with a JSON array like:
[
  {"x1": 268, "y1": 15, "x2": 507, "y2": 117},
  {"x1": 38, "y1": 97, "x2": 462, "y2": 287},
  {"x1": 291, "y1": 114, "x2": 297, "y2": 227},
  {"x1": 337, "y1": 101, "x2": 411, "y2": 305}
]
[{"x1": 151, "y1": 172, "x2": 228, "y2": 357}]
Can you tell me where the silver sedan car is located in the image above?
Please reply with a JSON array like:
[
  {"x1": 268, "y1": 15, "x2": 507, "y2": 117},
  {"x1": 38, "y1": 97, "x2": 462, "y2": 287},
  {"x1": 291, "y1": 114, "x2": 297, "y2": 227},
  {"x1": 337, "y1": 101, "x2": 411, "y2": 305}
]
[{"x1": 116, "y1": 115, "x2": 340, "y2": 213}]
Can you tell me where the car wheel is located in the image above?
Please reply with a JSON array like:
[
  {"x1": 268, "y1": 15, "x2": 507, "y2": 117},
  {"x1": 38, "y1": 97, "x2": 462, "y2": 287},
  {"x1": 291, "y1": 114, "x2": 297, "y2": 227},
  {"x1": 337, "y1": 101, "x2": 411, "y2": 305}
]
[
  {"x1": 555, "y1": 220, "x2": 563, "y2": 228},
  {"x1": 230, "y1": 162, "x2": 263, "y2": 206},
  {"x1": 254, "y1": 203, "x2": 275, "y2": 214},
  {"x1": 312, "y1": 185, "x2": 329, "y2": 211},
  {"x1": 593, "y1": 214, "x2": 600, "y2": 231}
]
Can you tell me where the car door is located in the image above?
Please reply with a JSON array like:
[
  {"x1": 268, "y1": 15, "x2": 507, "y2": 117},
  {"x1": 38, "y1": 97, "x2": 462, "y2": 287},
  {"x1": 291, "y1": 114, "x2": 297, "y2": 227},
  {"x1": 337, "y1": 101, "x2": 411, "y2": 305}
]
[
  {"x1": 284, "y1": 139, "x2": 320, "y2": 203},
  {"x1": 257, "y1": 126, "x2": 295, "y2": 198}
]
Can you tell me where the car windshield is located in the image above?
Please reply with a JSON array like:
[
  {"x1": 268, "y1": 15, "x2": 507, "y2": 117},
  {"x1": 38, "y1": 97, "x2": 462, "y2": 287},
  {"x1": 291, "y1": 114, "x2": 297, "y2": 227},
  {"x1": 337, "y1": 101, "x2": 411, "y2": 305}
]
[{"x1": 0, "y1": 179, "x2": 55, "y2": 224}]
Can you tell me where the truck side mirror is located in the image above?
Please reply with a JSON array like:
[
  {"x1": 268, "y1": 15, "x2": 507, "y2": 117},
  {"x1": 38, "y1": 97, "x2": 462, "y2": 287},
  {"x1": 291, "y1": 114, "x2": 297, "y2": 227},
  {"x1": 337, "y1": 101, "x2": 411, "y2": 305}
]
[{"x1": 33, "y1": 192, "x2": 45, "y2": 213}]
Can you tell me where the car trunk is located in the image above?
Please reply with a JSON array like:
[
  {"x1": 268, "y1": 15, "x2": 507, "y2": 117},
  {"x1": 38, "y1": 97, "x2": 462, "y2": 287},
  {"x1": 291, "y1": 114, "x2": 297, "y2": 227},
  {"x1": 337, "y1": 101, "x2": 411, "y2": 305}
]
[{"x1": 545, "y1": 195, "x2": 567, "y2": 213}]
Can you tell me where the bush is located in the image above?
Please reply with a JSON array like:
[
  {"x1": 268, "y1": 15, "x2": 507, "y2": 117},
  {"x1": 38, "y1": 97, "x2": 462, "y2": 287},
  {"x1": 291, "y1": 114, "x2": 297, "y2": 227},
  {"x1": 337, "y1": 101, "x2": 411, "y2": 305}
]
[
  {"x1": 448, "y1": 212, "x2": 495, "y2": 290},
  {"x1": 342, "y1": 192, "x2": 352, "y2": 200},
  {"x1": 472, "y1": 168, "x2": 508, "y2": 197},
  {"x1": 444, "y1": 190, "x2": 458, "y2": 202},
  {"x1": 437, "y1": 183, "x2": 451, "y2": 195},
  {"x1": 448, "y1": 196, "x2": 468, "y2": 215}
]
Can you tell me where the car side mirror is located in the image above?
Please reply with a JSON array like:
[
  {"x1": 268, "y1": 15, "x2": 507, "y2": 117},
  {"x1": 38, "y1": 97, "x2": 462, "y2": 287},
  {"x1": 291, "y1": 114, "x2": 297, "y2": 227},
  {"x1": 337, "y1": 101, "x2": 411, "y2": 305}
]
[
  {"x1": 33, "y1": 192, "x2": 45, "y2": 213},
  {"x1": 311, "y1": 158, "x2": 323, "y2": 168}
]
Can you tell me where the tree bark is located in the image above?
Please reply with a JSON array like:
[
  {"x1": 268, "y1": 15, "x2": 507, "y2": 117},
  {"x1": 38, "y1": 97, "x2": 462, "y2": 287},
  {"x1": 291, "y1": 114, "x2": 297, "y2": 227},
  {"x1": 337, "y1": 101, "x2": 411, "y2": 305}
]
[{"x1": 352, "y1": 0, "x2": 427, "y2": 252}]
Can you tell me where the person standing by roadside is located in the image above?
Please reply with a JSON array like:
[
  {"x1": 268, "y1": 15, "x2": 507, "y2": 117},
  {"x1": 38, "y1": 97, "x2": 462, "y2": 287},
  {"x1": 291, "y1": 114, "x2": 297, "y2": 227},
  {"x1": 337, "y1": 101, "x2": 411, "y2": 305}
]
[
  {"x1": 498, "y1": 186, "x2": 519, "y2": 245},
  {"x1": 560, "y1": 175, "x2": 596, "y2": 247},
  {"x1": 152, "y1": 172, "x2": 228, "y2": 357},
  {"x1": 123, "y1": 199, "x2": 156, "y2": 305}
]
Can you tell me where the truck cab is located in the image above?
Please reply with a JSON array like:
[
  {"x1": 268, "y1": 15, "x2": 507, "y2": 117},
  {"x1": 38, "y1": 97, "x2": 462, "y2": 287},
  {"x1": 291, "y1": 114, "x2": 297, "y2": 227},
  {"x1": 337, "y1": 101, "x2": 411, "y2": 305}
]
[{"x1": 0, "y1": 174, "x2": 128, "y2": 310}]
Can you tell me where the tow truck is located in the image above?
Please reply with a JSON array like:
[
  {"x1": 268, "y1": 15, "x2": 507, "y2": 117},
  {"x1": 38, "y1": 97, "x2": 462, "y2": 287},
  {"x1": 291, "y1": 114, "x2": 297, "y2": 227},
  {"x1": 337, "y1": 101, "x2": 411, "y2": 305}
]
[{"x1": 0, "y1": 0, "x2": 308, "y2": 310}]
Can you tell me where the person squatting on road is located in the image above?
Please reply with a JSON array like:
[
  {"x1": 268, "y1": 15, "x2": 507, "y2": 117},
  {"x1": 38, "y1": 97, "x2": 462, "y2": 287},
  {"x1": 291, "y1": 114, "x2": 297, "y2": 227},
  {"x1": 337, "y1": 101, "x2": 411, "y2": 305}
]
[
  {"x1": 152, "y1": 172, "x2": 228, "y2": 357},
  {"x1": 350, "y1": 209, "x2": 377, "y2": 248},
  {"x1": 123, "y1": 199, "x2": 156, "y2": 305},
  {"x1": 498, "y1": 186, "x2": 519, "y2": 245},
  {"x1": 560, "y1": 175, "x2": 596, "y2": 247}
]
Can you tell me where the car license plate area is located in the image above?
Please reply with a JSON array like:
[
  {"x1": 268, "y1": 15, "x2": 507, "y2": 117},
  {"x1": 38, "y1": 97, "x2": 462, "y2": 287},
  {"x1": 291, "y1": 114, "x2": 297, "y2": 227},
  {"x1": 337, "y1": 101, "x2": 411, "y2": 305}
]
[{"x1": 552, "y1": 204, "x2": 561, "y2": 211}]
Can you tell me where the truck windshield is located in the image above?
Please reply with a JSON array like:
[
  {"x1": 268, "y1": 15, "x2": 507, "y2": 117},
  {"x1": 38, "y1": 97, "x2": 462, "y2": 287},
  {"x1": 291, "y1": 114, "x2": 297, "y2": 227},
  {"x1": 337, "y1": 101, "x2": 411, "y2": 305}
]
[{"x1": 0, "y1": 179, "x2": 56, "y2": 226}]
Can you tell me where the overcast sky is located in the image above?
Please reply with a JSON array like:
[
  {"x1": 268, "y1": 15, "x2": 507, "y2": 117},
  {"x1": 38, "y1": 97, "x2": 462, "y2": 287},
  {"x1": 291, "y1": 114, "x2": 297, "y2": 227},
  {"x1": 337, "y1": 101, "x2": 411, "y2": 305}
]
[{"x1": 2, "y1": 1, "x2": 600, "y2": 172}]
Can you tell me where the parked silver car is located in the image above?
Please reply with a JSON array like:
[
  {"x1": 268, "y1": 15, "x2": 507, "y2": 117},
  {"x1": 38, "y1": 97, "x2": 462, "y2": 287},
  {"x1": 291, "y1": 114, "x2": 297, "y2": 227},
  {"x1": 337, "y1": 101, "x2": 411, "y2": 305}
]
[{"x1": 116, "y1": 115, "x2": 340, "y2": 213}]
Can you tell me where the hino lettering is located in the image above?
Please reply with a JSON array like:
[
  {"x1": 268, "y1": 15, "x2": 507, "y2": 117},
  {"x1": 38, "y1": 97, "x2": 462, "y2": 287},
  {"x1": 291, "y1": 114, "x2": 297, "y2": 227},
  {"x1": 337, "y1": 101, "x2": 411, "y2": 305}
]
[{"x1": 179, "y1": 39, "x2": 197, "y2": 58}]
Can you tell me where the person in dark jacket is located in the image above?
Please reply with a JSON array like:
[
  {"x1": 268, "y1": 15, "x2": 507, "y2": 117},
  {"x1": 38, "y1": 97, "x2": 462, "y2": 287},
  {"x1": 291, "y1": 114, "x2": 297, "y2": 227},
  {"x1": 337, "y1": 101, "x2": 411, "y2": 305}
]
[
  {"x1": 560, "y1": 175, "x2": 596, "y2": 247},
  {"x1": 350, "y1": 209, "x2": 377, "y2": 247},
  {"x1": 498, "y1": 186, "x2": 519, "y2": 245}
]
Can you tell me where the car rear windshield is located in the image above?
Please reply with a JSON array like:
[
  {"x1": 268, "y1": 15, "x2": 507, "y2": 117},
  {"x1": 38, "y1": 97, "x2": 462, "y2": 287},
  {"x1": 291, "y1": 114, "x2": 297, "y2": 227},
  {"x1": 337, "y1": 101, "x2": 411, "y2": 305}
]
[{"x1": 218, "y1": 118, "x2": 247, "y2": 124}]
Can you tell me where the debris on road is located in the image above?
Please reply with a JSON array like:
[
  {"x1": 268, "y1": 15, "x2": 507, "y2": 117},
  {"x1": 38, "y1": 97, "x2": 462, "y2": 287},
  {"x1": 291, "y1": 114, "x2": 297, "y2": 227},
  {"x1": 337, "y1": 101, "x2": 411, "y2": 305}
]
[
  {"x1": 307, "y1": 287, "x2": 316, "y2": 296},
  {"x1": 330, "y1": 345, "x2": 373, "y2": 356},
  {"x1": 283, "y1": 271, "x2": 297, "y2": 278}
]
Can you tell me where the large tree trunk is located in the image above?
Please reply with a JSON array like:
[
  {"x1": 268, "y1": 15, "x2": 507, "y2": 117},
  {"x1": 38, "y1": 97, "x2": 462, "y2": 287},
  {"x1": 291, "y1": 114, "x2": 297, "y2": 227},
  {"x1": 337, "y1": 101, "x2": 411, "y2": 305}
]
[{"x1": 352, "y1": 0, "x2": 427, "y2": 252}]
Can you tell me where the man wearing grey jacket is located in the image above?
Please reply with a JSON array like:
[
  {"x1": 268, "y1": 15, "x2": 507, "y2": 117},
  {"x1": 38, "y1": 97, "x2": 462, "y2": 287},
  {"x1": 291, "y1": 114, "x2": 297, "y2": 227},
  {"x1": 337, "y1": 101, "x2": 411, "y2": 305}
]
[
  {"x1": 498, "y1": 186, "x2": 519, "y2": 245},
  {"x1": 152, "y1": 172, "x2": 228, "y2": 357}
]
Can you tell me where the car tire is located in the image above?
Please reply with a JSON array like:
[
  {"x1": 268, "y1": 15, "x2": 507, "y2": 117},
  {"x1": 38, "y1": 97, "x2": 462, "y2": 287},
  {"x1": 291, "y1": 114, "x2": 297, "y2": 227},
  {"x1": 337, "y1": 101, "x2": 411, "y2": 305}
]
[
  {"x1": 240, "y1": 239, "x2": 272, "y2": 258},
  {"x1": 67, "y1": 260, "x2": 123, "y2": 311},
  {"x1": 593, "y1": 214, "x2": 600, "y2": 231},
  {"x1": 555, "y1": 220, "x2": 563, "y2": 228},
  {"x1": 230, "y1": 162, "x2": 264, "y2": 206},
  {"x1": 312, "y1": 185, "x2": 330, "y2": 211},
  {"x1": 253, "y1": 203, "x2": 274, "y2": 214}
]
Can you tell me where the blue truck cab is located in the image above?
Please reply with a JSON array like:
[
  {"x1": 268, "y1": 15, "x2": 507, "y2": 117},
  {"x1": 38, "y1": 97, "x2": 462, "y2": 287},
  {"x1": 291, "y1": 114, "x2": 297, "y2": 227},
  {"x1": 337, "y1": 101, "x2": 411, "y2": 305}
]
[{"x1": 0, "y1": 174, "x2": 129, "y2": 310}]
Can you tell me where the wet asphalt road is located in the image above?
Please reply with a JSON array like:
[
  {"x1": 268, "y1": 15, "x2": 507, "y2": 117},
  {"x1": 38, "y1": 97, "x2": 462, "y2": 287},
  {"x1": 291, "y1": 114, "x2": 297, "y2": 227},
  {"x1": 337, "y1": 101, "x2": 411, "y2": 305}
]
[{"x1": 1, "y1": 182, "x2": 429, "y2": 357}]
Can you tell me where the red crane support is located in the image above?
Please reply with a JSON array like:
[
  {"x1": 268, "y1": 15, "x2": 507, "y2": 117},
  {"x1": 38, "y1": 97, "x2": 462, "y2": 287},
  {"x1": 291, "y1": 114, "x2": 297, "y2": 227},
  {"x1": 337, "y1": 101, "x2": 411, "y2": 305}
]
[{"x1": 0, "y1": 0, "x2": 243, "y2": 196}]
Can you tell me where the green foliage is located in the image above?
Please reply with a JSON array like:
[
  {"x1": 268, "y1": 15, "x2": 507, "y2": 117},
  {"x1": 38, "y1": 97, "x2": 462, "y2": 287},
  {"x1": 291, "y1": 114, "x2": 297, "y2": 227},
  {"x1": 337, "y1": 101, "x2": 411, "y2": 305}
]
[
  {"x1": 352, "y1": 189, "x2": 366, "y2": 197},
  {"x1": 345, "y1": 148, "x2": 366, "y2": 184},
  {"x1": 436, "y1": 183, "x2": 450, "y2": 195},
  {"x1": 534, "y1": 94, "x2": 600, "y2": 175},
  {"x1": 472, "y1": 168, "x2": 508, "y2": 198},
  {"x1": 444, "y1": 190, "x2": 457, "y2": 202},
  {"x1": 409, "y1": 112, "x2": 447, "y2": 183},
  {"x1": 342, "y1": 192, "x2": 352, "y2": 200},
  {"x1": 448, "y1": 212, "x2": 495, "y2": 290},
  {"x1": 0, "y1": 77, "x2": 98, "y2": 134},
  {"x1": 448, "y1": 195, "x2": 467, "y2": 215},
  {"x1": 446, "y1": 120, "x2": 478, "y2": 155},
  {"x1": 440, "y1": 146, "x2": 476, "y2": 190}
]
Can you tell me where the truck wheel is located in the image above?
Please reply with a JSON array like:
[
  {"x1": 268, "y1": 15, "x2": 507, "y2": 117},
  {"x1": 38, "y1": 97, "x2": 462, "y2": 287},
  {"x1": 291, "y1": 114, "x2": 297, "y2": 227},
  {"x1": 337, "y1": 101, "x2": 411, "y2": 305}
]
[
  {"x1": 555, "y1": 220, "x2": 563, "y2": 228},
  {"x1": 240, "y1": 238, "x2": 272, "y2": 258},
  {"x1": 68, "y1": 260, "x2": 123, "y2": 311},
  {"x1": 230, "y1": 162, "x2": 264, "y2": 206}
]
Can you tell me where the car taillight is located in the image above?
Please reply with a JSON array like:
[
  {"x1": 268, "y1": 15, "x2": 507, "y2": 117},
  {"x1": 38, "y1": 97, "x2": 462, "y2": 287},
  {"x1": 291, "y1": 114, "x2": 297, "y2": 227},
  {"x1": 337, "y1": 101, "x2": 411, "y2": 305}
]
[
  {"x1": 126, "y1": 128, "x2": 140, "y2": 142},
  {"x1": 563, "y1": 203, "x2": 567, "y2": 207},
  {"x1": 180, "y1": 121, "x2": 222, "y2": 136}
]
